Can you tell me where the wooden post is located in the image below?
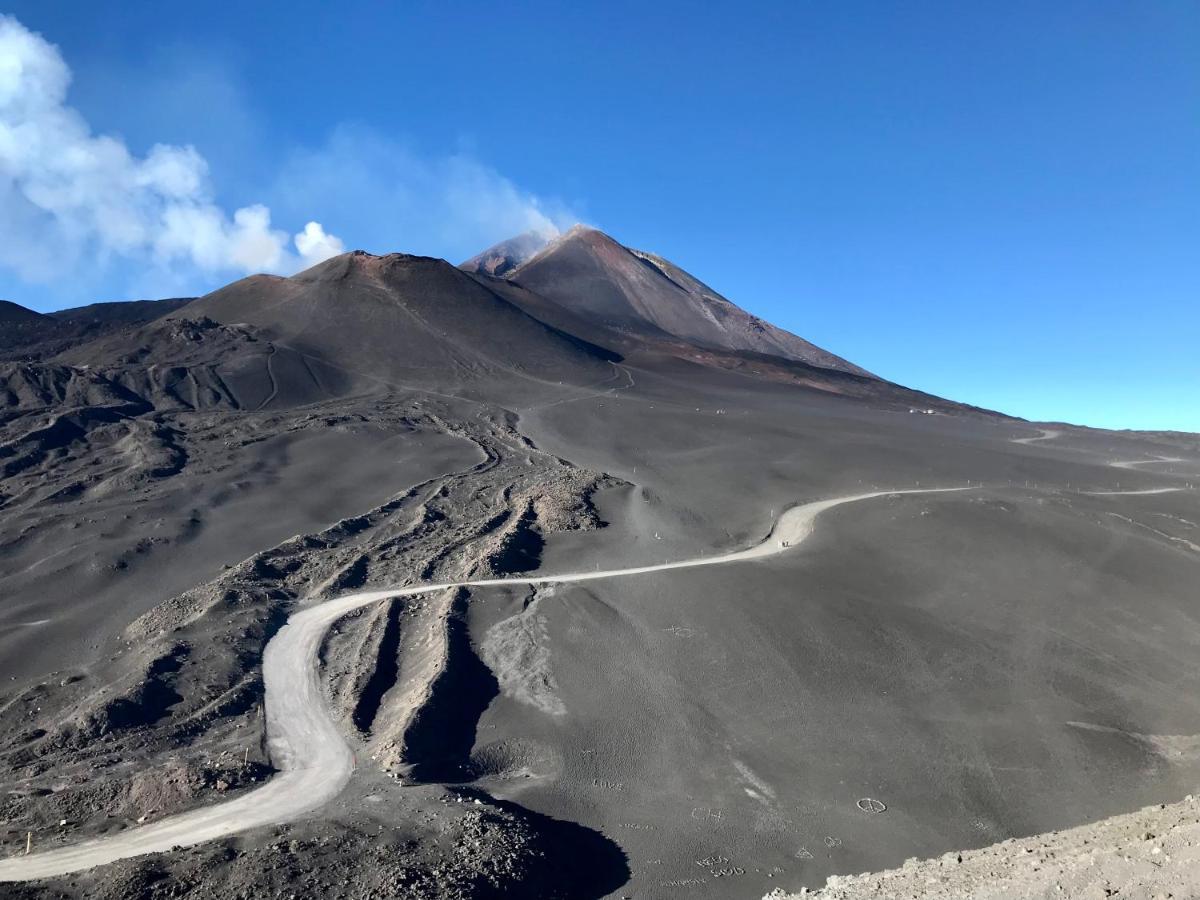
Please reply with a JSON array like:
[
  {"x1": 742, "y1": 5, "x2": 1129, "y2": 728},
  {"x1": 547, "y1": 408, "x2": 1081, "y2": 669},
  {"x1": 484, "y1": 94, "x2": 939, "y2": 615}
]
[
  {"x1": 244, "y1": 747, "x2": 249, "y2": 767},
  {"x1": 25, "y1": 831, "x2": 31, "y2": 855}
]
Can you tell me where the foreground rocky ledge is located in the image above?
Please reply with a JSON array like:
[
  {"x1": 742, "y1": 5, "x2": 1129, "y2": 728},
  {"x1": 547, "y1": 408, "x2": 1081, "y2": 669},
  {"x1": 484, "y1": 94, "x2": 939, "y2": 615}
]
[{"x1": 768, "y1": 794, "x2": 1199, "y2": 900}]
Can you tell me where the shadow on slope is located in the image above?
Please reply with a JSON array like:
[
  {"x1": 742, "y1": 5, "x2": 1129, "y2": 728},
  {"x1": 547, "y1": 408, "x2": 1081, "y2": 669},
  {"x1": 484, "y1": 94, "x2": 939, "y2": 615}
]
[
  {"x1": 402, "y1": 587, "x2": 632, "y2": 898},
  {"x1": 458, "y1": 786, "x2": 632, "y2": 900},
  {"x1": 404, "y1": 589, "x2": 499, "y2": 783}
]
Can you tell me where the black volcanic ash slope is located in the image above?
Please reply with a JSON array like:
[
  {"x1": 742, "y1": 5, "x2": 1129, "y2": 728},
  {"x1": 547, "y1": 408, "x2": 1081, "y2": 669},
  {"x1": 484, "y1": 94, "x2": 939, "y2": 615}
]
[
  {"x1": 1, "y1": 297, "x2": 192, "y2": 361},
  {"x1": 0, "y1": 299, "x2": 46, "y2": 325},
  {"x1": 183, "y1": 250, "x2": 618, "y2": 397},
  {"x1": 6, "y1": 229, "x2": 1200, "y2": 900},
  {"x1": 488, "y1": 225, "x2": 871, "y2": 376}
]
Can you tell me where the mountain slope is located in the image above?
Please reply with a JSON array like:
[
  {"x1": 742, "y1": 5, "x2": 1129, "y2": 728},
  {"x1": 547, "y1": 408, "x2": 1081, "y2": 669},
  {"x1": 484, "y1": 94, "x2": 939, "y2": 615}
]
[
  {"x1": 1, "y1": 301, "x2": 56, "y2": 355},
  {"x1": 5, "y1": 231, "x2": 1200, "y2": 900},
  {"x1": 0, "y1": 300, "x2": 47, "y2": 325},
  {"x1": 179, "y1": 250, "x2": 618, "y2": 397},
  {"x1": 51, "y1": 298, "x2": 193, "y2": 329},
  {"x1": 504, "y1": 226, "x2": 871, "y2": 376},
  {"x1": 1, "y1": 297, "x2": 191, "y2": 361},
  {"x1": 459, "y1": 230, "x2": 552, "y2": 277}
]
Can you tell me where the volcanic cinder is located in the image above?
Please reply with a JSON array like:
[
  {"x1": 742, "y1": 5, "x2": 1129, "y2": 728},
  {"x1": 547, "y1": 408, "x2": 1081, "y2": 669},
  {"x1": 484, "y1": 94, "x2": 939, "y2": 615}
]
[{"x1": 0, "y1": 226, "x2": 1197, "y2": 900}]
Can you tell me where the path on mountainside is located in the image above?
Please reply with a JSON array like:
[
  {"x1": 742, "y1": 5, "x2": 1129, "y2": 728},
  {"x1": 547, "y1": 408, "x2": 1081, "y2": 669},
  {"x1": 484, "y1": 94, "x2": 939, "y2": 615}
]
[
  {"x1": 254, "y1": 345, "x2": 280, "y2": 411},
  {"x1": 520, "y1": 361, "x2": 637, "y2": 413},
  {"x1": 0, "y1": 487, "x2": 969, "y2": 881},
  {"x1": 1111, "y1": 455, "x2": 1186, "y2": 470},
  {"x1": 1082, "y1": 487, "x2": 1185, "y2": 496},
  {"x1": 1011, "y1": 430, "x2": 1197, "y2": 490},
  {"x1": 1011, "y1": 428, "x2": 1062, "y2": 445}
]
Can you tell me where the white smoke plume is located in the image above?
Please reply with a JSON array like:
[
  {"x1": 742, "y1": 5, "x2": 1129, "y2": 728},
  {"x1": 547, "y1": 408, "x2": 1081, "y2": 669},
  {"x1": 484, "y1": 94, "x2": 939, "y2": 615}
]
[
  {"x1": 271, "y1": 125, "x2": 577, "y2": 264},
  {"x1": 0, "y1": 15, "x2": 343, "y2": 284}
]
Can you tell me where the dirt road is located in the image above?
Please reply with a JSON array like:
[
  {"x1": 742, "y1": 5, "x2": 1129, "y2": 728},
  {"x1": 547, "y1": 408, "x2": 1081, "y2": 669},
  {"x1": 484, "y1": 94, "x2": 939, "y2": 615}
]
[{"x1": 0, "y1": 487, "x2": 967, "y2": 881}]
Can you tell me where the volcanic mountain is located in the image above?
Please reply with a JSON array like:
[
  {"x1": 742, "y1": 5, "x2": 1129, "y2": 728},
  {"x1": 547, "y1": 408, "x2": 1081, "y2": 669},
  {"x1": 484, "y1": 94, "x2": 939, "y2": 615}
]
[
  {"x1": 0, "y1": 301, "x2": 52, "y2": 354},
  {"x1": 459, "y1": 230, "x2": 552, "y2": 277},
  {"x1": 1, "y1": 297, "x2": 191, "y2": 361},
  {"x1": 0, "y1": 299, "x2": 45, "y2": 325},
  {"x1": 9, "y1": 232, "x2": 978, "y2": 423},
  {"x1": 472, "y1": 225, "x2": 870, "y2": 376},
  {"x1": 3, "y1": 226, "x2": 1199, "y2": 900},
  {"x1": 159, "y1": 249, "x2": 619, "y2": 403}
]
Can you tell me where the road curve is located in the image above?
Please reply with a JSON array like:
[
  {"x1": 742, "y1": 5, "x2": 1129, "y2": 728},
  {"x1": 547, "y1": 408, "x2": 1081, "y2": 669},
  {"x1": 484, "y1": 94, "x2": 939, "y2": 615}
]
[
  {"x1": 1011, "y1": 428, "x2": 1061, "y2": 445},
  {"x1": 0, "y1": 487, "x2": 968, "y2": 881},
  {"x1": 1110, "y1": 456, "x2": 1185, "y2": 470}
]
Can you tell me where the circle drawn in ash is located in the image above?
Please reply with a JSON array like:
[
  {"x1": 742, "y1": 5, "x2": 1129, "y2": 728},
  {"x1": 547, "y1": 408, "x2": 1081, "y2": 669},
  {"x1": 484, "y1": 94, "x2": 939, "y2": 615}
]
[{"x1": 857, "y1": 798, "x2": 887, "y2": 814}]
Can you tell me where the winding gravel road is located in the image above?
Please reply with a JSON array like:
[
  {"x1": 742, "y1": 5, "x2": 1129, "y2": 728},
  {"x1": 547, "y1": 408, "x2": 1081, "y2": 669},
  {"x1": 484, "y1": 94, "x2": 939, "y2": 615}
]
[
  {"x1": 0, "y1": 487, "x2": 967, "y2": 881},
  {"x1": 1011, "y1": 428, "x2": 1061, "y2": 445},
  {"x1": 1111, "y1": 456, "x2": 1186, "y2": 470}
]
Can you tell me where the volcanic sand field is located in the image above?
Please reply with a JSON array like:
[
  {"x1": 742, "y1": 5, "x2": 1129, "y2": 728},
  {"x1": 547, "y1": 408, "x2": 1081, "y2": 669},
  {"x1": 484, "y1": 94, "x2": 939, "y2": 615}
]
[
  {"x1": 479, "y1": 365, "x2": 1200, "y2": 898},
  {"x1": 1, "y1": 237, "x2": 1198, "y2": 899},
  {"x1": 4, "y1": 357, "x2": 1199, "y2": 899},
  {"x1": 0, "y1": 425, "x2": 483, "y2": 682},
  {"x1": 0, "y1": 485, "x2": 969, "y2": 882}
]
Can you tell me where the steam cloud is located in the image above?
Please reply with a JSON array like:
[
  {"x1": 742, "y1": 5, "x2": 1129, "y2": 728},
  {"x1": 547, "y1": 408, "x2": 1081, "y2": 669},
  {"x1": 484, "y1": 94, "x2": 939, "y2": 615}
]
[
  {"x1": 272, "y1": 126, "x2": 573, "y2": 262},
  {"x1": 0, "y1": 14, "x2": 342, "y2": 283}
]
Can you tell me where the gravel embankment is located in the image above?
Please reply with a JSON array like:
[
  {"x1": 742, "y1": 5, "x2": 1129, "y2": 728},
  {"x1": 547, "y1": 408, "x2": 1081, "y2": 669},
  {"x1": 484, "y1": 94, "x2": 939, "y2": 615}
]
[{"x1": 768, "y1": 794, "x2": 1200, "y2": 900}]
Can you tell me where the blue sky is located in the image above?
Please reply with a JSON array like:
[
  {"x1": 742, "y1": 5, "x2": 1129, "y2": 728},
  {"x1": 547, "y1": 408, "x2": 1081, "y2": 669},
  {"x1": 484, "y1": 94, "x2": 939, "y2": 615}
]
[{"x1": 2, "y1": 2, "x2": 1197, "y2": 431}]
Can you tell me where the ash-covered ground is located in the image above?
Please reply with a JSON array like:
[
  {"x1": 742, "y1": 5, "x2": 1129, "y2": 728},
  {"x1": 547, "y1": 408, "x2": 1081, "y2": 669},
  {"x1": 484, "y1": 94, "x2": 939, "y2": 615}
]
[{"x1": 2, "y1": 228, "x2": 1197, "y2": 899}]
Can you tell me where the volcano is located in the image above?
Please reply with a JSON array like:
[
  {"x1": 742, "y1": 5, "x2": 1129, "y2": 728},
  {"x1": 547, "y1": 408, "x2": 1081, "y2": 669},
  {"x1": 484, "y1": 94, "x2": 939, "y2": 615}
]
[
  {"x1": 1, "y1": 226, "x2": 1197, "y2": 900},
  {"x1": 460, "y1": 230, "x2": 552, "y2": 277},
  {"x1": 478, "y1": 225, "x2": 871, "y2": 376}
]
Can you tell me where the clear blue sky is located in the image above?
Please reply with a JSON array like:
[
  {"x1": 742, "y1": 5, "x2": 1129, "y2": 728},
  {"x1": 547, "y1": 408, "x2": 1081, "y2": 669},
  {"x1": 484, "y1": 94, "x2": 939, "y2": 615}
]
[{"x1": 3, "y1": 1, "x2": 1197, "y2": 431}]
